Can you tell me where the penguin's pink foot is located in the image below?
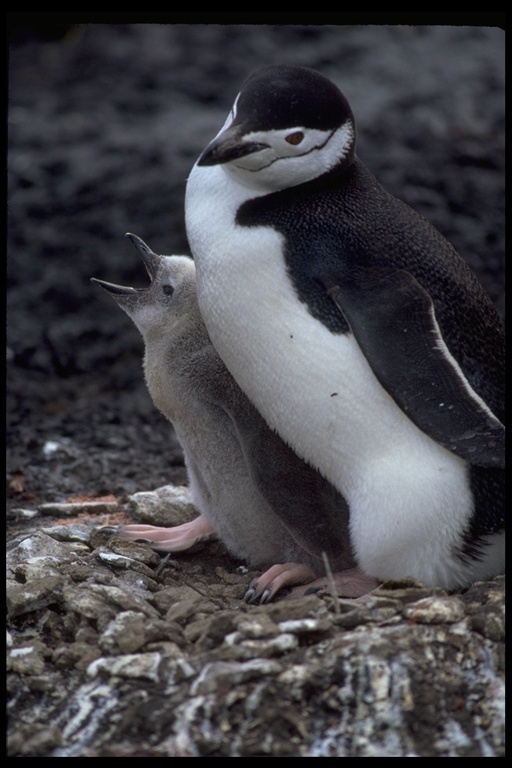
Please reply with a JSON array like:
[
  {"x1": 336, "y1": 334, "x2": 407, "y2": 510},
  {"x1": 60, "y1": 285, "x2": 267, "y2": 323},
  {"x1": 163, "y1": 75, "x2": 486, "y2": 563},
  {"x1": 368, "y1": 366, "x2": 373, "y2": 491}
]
[
  {"x1": 115, "y1": 514, "x2": 216, "y2": 553},
  {"x1": 244, "y1": 564, "x2": 379, "y2": 604},
  {"x1": 244, "y1": 562, "x2": 318, "y2": 604},
  {"x1": 289, "y1": 568, "x2": 380, "y2": 600}
]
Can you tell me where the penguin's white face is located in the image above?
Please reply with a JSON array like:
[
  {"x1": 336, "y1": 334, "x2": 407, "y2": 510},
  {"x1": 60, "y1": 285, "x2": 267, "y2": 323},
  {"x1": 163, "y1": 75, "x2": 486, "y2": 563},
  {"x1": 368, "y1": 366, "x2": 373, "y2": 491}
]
[
  {"x1": 226, "y1": 124, "x2": 354, "y2": 192},
  {"x1": 198, "y1": 94, "x2": 355, "y2": 193}
]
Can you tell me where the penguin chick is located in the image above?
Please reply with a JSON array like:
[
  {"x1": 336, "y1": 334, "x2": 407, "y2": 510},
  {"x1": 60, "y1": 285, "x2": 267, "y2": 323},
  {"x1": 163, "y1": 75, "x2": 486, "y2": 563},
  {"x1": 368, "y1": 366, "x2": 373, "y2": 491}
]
[
  {"x1": 185, "y1": 64, "x2": 504, "y2": 590},
  {"x1": 92, "y1": 234, "x2": 377, "y2": 603}
]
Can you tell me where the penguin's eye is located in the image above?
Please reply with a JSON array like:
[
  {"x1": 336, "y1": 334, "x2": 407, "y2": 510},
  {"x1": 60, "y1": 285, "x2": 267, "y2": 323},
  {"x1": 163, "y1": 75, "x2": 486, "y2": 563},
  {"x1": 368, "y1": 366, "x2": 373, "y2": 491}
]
[
  {"x1": 285, "y1": 131, "x2": 304, "y2": 146},
  {"x1": 162, "y1": 284, "x2": 174, "y2": 296}
]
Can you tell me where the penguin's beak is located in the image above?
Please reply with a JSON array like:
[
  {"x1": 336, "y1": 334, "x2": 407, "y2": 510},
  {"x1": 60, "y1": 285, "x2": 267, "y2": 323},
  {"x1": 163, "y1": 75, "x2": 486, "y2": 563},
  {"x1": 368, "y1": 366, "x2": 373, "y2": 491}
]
[
  {"x1": 125, "y1": 233, "x2": 160, "y2": 282},
  {"x1": 197, "y1": 124, "x2": 269, "y2": 167},
  {"x1": 90, "y1": 277, "x2": 138, "y2": 296},
  {"x1": 91, "y1": 234, "x2": 161, "y2": 296}
]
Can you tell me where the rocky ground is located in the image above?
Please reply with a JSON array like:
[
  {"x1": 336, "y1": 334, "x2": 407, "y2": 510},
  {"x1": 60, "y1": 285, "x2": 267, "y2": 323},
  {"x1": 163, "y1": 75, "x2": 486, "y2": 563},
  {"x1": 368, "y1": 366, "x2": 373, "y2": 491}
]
[{"x1": 7, "y1": 22, "x2": 504, "y2": 757}]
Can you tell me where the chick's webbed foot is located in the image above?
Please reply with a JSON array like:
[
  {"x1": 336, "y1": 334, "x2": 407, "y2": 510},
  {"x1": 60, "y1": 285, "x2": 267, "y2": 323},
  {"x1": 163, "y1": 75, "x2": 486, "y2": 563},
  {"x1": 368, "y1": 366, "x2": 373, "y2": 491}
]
[{"x1": 114, "y1": 514, "x2": 216, "y2": 553}]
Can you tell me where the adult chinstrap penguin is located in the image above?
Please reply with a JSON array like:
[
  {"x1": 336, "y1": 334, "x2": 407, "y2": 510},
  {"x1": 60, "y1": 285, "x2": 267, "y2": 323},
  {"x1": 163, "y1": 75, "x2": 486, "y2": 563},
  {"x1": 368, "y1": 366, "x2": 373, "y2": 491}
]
[
  {"x1": 92, "y1": 234, "x2": 376, "y2": 603},
  {"x1": 185, "y1": 64, "x2": 504, "y2": 591}
]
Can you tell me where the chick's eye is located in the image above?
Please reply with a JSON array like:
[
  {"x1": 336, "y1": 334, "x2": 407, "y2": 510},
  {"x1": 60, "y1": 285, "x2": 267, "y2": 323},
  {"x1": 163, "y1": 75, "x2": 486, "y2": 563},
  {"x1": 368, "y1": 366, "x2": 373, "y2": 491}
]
[
  {"x1": 285, "y1": 131, "x2": 304, "y2": 145},
  {"x1": 163, "y1": 285, "x2": 174, "y2": 296}
]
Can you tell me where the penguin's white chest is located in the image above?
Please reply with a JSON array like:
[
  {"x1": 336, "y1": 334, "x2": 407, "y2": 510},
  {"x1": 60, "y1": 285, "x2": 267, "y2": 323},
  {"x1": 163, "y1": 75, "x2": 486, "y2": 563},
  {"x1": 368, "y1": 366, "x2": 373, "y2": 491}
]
[
  {"x1": 186, "y1": 165, "x2": 451, "y2": 474},
  {"x1": 187, "y1": 167, "x2": 357, "y2": 470},
  {"x1": 185, "y1": 163, "x2": 473, "y2": 587}
]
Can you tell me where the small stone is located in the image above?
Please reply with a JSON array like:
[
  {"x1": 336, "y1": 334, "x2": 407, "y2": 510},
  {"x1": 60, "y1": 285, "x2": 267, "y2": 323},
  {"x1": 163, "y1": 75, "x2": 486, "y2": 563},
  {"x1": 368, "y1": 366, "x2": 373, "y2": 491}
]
[
  {"x1": 87, "y1": 652, "x2": 164, "y2": 683},
  {"x1": 128, "y1": 484, "x2": 196, "y2": 526},
  {"x1": 7, "y1": 531, "x2": 89, "y2": 570},
  {"x1": 278, "y1": 617, "x2": 332, "y2": 636},
  {"x1": 469, "y1": 611, "x2": 504, "y2": 642},
  {"x1": 39, "y1": 524, "x2": 95, "y2": 544},
  {"x1": 190, "y1": 658, "x2": 283, "y2": 695},
  {"x1": 7, "y1": 643, "x2": 47, "y2": 675},
  {"x1": 107, "y1": 537, "x2": 162, "y2": 565},
  {"x1": 39, "y1": 500, "x2": 119, "y2": 516},
  {"x1": 166, "y1": 596, "x2": 215, "y2": 624},
  {"x1": 117, "y1": 570, "x2": 161, "y2": 594},
  {"x1": 99, "y1": 611, "x2": 148, "y2": 654},
  {"x1": 225, "y1": 633, "x2": 299, "y2": 659},
  {"x1": 94, "y1": 548, "x2": 160, "y2": 581},
  {"x1": 153, "y1": 585, "x2": 207, "y2": 612},
  {"x1": 373, "y1": 579, "x2": 445, "y2": 603},
  {"x1": 7, "y1": 575, "x2": 65, "y2": 618},
  {"x1": 53, "y1": 641, "x2": 102, "y2": 671},
  {"x1": 8, "y1": 507, "x2": 40, "y2": 520},
  {"x1": 253, "y1": 595, "x2": 326, "y2": 623},
  {"x1": 403, "y1": 596, "x2": 465, "y2": 624},
  {"x1": 237, "y1": 615, "x2": 279, "y2": 639},
  {"x1": 189, "y1": 612, "x2": 242, "y2": 649}
]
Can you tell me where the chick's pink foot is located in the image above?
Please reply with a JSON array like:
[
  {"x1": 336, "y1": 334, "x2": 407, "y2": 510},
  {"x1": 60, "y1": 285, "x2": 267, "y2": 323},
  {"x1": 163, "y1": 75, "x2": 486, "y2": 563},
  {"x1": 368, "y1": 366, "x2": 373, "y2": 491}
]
[
  {"x1": 244, "y1": 564, "x2": 379, "y2": 604},
  {"x1": 116, "y1": 514, "x2": 216, "y2": 553}
]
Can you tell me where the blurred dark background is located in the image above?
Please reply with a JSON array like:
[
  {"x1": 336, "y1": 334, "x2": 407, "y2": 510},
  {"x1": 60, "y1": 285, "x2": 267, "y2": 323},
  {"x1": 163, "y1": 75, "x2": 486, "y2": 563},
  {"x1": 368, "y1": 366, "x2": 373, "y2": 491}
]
[{"x1": 7, "y1": 22, "x2": 504, "y2": 509}]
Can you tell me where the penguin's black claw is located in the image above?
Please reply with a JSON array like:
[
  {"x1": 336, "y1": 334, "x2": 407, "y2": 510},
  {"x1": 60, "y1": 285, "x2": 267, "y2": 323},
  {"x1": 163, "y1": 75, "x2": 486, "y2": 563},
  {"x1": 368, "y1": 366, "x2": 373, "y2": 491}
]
[
  {"x1": 98, "y1": 525, "x2": 120, "y2": 535},
  {"x1": 304, "y1": 586, "x2": 325, "y2": 596}
]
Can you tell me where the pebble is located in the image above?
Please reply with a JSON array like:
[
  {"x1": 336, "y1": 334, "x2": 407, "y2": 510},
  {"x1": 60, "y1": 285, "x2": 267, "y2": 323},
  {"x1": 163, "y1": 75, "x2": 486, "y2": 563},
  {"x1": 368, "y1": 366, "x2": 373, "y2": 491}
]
[
  {"x1": 39, "y1": 501, "x2": 120, "y2": 516},
  {"x1": 128, "y1": 484, "x2": 196, "y2": 526}
]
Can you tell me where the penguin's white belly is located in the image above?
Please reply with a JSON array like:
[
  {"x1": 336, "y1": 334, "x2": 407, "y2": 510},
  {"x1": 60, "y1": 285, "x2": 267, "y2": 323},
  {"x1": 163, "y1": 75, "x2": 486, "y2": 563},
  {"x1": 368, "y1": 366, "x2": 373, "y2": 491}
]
[{"x1": 186, "y1": 164, "x2": 475, "y2": 587}]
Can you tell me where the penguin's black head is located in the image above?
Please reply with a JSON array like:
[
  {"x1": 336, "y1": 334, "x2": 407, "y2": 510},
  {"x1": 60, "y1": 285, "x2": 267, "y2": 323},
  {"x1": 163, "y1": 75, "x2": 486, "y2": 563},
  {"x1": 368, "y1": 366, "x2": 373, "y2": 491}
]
[
  {"x1": 197, "y1": 65, "x2": 356, "y2": 192},
  {"x1": 235, "y1": 65, "x2": 354, "y2": 133}
]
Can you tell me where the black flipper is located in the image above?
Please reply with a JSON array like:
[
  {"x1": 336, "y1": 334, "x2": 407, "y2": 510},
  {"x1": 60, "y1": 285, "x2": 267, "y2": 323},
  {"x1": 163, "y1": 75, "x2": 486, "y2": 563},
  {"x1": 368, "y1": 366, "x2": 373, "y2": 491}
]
[{"x1": 321, "y1": 266, "x2": 504, "y2": 468}]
